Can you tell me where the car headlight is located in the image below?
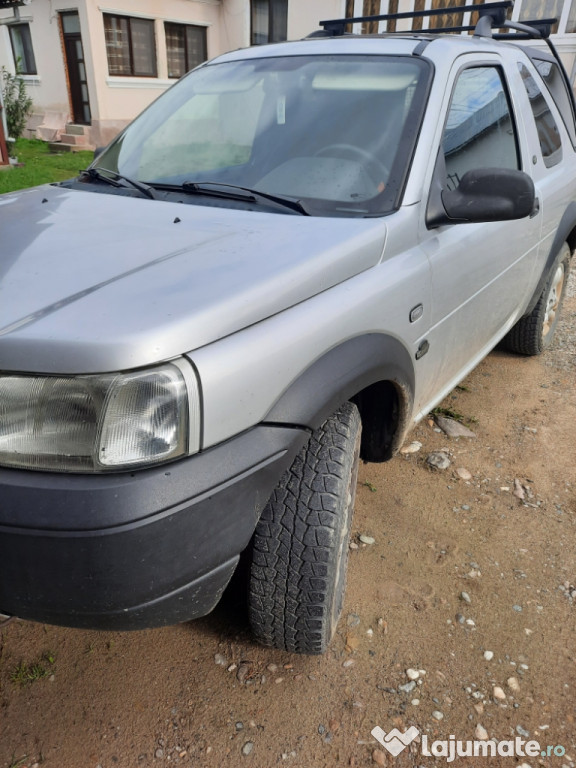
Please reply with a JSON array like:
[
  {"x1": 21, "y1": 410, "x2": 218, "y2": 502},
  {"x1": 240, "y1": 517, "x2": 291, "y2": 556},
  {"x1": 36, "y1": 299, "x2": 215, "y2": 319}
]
[{"x1": 0, "y1": 360, "x2": 200, "y2": 473}]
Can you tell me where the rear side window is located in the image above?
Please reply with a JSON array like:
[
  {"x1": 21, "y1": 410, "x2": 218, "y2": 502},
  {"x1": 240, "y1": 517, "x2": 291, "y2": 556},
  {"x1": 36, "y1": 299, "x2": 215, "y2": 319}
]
[
  {"x1": 442, "y1": 67, "x2": 519, "y2": 191},
  {"x1": 532, "y1": 58, "x2": 576, "y2": 148},
  {"x1": 518, "y1": 64, "x2": 562, "y2": 168}
]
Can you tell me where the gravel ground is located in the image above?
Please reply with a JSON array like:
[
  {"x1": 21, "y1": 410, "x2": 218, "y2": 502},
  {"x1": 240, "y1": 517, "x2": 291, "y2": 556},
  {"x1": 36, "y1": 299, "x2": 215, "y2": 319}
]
[{"x1": 0, "y1": 262, "x2": 575, "y2": 768}]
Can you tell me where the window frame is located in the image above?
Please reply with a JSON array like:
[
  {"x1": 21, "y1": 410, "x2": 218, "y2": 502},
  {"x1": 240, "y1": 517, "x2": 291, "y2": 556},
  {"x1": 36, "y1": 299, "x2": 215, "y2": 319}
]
[
  {"x1": 518, "y1": 61, "x2": 563, "y2": 168},
  {"x1": 441, "y1": 64, "x2": 522, "y2": 184},
  {"x1": 164, "y1": 22, "x2": 208, "y2": 79},
  {"x1": 103, "y1": 13, "x2": 157, "y2": 78},
  {"x1": 527, "y1": 53, "x2": 576, "y2": 148},
  {"x1": 250, "y1": 0, "x2": 288, "y2": 46},
  {"x1": 426, "y1": 63, "x2": 523, "y2": 228},
  {"x1": 9, "y1": 23, "x2": 37, "y2": 76}
]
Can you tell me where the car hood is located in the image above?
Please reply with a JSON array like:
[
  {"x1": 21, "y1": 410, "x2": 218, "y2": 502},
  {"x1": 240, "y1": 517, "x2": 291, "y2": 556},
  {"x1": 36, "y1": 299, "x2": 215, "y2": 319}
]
[{"x1": 0, "y1": 186, "x2": 387, "y2": 373}]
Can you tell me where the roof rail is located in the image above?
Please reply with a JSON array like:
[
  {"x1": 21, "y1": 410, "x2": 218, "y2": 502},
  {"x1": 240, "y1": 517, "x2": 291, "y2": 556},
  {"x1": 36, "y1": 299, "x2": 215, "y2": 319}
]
[
  {"x1": 500, "y1": 18, "x2": 555, "y2": 38},
  {"x1": 319, "y1": 1, "x2": 513, "y2": 37}
]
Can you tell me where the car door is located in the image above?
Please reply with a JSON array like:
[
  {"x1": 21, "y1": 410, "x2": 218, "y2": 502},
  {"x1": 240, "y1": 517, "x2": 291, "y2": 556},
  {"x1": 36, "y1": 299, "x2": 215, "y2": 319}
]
[
  {"x1": 511, "y1": 55, "x2": 576, "y2": 279},
  {"x1": 415, "y1": 57, "x2": 542, "y2": 415}
]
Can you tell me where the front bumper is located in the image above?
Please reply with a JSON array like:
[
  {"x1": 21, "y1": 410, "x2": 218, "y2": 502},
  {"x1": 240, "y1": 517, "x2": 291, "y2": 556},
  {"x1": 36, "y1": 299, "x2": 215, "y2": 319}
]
[{"x1": 0, "y1": 425, "x2": 307, "y2": 630}]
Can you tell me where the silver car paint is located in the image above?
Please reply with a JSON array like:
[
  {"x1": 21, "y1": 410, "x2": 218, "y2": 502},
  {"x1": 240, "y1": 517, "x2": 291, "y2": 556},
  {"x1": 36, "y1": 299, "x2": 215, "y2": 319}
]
[
  {"x1": 1, "y1": 34, "x2": 574, "y2": 453},
  {"x1": 0, "y1": 186, "x2": 385, "y2": 373},
  {"x1": 190, "y1": 43, "x2": 576, "y2": 448},
  {"x1": 191, "y1": 205, "x2": 429, "y2": 448}
]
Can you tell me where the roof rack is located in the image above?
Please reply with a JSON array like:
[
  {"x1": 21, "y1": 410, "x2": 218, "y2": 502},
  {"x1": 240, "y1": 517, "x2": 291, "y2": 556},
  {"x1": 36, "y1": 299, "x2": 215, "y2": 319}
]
[
  {"x1": 497, "y1": 19, "x2": 556, "y2": 38},
  {"x1": 317, "y1": 2, "x2": 563, "y2": 72},
  {"x1": 319, "y1": 1, "x2": 513, "y2": 38}
]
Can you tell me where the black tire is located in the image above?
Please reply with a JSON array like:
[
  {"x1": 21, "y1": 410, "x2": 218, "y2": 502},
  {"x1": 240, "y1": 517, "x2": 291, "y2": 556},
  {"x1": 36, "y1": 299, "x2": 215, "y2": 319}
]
[
  {"x1": 502, "y1": 243, "x2": 570, "y2": 356},
  {"x1": 248, "y1": 402, "x2": 362, "y2": 654}
]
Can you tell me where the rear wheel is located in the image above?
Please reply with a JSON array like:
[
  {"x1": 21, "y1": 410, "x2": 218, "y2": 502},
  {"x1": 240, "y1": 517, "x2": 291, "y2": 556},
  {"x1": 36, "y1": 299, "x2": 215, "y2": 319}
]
[
  {"x1": 502, "y1": 243, "x2": 570, "y2": 356},
  {"x1": 248, "y1": 402, "x2": 361, "y2": 654}
]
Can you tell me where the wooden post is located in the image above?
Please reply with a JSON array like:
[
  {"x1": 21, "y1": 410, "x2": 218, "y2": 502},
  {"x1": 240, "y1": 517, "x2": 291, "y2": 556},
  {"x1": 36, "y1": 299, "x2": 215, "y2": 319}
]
[{"x1": 0, "y1": 105, "x2": 9, "y2": 166}]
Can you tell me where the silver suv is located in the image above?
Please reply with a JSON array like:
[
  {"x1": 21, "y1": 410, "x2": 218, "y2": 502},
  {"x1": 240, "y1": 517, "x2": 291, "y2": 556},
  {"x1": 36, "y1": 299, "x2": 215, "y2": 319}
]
[{"x1": 0, "y1": 2, "x2": 573, "y2": 653}]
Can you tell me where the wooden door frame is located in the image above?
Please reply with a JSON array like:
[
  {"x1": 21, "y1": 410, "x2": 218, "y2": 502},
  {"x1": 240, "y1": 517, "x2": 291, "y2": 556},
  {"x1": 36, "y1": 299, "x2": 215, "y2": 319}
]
[{"x1": 58, "y1": 11, "x2": 91, "y2": 126}]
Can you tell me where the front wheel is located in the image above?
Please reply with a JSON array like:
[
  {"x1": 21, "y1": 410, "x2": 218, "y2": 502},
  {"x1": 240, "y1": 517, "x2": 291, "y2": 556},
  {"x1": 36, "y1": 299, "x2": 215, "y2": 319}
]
[
  {"x1": 502, "y1": 243, "x2": 570, "y2": 356},
  {"x1": 248, "y1": 402, "x2": 362, "y2": 654}
]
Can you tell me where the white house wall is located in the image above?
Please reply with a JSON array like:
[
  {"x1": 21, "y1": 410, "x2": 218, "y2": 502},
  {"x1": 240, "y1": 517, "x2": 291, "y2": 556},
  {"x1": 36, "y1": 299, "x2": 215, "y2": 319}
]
[
  {"x1": 0, "y1": 0, "x2": 225, "y2": 146},
  {"x1": 0, "y1": 0, "x2": 346, "y2": 147},
  {"x1": 0, "y1": 3, "x2": 71, "y2": 137},
  {"x1": 82, "y1": 0, "x2": 222, "y2": 146},
  {"x1": 287, "y1": 0, "x2": 346, "y2": 39}
]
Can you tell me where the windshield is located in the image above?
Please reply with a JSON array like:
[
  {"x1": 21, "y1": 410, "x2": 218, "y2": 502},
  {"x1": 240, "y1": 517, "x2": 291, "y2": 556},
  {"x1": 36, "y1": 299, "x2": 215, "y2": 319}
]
[{"x1": 95, "y1": 54, "x2": 431, "y2": 216}]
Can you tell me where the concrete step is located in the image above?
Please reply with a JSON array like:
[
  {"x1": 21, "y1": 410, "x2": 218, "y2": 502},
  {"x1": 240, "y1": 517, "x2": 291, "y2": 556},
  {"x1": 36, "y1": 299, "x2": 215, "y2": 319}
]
[
  {"x1": 65, "y1": 124, "x2": 87, "y2": 136},
  {"x1": 59, "y1": 132, "x2": 88, "y2": 146},
  {"x1": 48, "y1": 141, "x2": 92, "y2": 153}
]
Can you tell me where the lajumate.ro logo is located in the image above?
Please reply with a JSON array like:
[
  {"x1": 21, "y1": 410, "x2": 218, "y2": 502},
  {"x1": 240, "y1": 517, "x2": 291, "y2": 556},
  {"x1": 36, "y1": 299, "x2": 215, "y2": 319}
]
[{"x1": 371, "y1": 725, "x2": 567, "y2": 762}]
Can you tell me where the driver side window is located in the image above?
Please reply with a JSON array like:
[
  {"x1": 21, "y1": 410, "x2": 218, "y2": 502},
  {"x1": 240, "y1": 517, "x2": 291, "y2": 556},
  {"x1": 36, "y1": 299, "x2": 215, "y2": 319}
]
[{"x1": 443, "y1": 67, "x2": 520, "y2": 191}]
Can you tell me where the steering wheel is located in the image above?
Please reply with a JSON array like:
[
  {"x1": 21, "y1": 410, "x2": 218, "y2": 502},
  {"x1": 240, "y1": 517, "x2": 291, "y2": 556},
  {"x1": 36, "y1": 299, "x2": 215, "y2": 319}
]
[{"x1": 314, "y1": 143, "x2": 390, "y2": 185}]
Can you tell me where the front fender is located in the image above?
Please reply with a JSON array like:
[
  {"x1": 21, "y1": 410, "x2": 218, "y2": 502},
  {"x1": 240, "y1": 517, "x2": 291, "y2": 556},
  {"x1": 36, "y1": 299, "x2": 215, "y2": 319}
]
[{"x1": 265, "y1": 334, "x2": 415, "y2": 457}]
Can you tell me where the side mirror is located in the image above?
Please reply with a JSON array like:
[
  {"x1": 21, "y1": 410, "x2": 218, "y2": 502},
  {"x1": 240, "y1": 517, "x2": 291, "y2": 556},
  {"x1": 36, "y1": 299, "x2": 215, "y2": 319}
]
[
  {"x1": 427, "y1": 167, "x2": 535, "y2": 228},
  {"x1": 93, "y1": 146, "x2": 106, "y2": 161}
]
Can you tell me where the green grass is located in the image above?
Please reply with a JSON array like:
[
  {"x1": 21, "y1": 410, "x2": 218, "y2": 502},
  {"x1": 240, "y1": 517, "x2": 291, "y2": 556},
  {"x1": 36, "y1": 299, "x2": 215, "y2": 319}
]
[
  {"x1": 10, "y1": 652, "x2": 56, "y2": 687},
  {"x1": 432, "y1": 406, "x2": 478, "y2": 425},
  {"x1": 0, "y1": 139, "x2": 94, "y2": 195},
  {"x1": 7, "y1": 755, "x2": 28, "y2": 768}
]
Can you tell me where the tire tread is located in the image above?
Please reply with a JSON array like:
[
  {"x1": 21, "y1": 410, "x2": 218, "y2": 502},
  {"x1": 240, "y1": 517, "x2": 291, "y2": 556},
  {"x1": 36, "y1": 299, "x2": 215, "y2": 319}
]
[{"x1": 248, "y1": 402, "x2": 361, "y2": 654}]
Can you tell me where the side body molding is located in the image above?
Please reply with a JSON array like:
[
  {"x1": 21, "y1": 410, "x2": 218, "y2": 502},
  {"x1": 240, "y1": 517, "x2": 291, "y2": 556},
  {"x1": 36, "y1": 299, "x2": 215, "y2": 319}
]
[
  {"x1": 265, "y1": 334, "x2": 415, "y2": 459},
  {"x1": 524, "y1": 202, "x2": 576, "y2": 316}
]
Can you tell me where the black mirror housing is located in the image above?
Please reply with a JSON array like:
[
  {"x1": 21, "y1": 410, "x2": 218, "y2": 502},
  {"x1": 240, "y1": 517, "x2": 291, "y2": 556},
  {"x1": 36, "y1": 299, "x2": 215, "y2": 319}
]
[{"x1": 427, "y1": 167, "x2": 535, "y2": 228}]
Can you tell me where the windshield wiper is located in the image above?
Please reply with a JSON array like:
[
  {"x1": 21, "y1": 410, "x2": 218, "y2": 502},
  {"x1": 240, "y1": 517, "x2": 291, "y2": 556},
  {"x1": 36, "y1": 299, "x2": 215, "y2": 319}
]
[
  {"x1": 80, "y1": 167, "x2": 158, "y2": 200},
  {"x1": 161, "y1": 181, "x2": 309, "y2": 215}
]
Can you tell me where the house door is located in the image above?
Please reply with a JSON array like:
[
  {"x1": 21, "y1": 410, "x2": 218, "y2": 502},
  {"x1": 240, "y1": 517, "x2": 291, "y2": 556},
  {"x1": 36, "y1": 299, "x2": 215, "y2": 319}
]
[{"x1": 61, "y1": 12, "x2": 91, "y2": 125}]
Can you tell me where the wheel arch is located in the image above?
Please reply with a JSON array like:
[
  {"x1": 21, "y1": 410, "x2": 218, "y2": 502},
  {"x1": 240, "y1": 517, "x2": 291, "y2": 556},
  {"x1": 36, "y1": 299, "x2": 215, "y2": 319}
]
[
  {"x1": 264, "y1": 333, "x2": 415, "y2": 463},
  {"x1": 524, "y1": 203, "x2": 576, "y2": 316}
]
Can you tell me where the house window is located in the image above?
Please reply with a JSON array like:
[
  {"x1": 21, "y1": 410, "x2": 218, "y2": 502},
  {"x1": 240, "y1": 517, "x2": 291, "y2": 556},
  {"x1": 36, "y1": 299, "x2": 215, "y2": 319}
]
[
  {"x1": 9, "y1": 24, "x2": 37, "y2": 75},
  {"x1": 103, "y1": 14, "x2": 157, "y2": 77},
  {"x1": 165, "y1": 23, "x2": 207, "y2": 79},
  {"x1": 519, "y1": 0, "x2": 562, "y2": 34},
  {"x1": 251, "y1": 0, "x2": 288, "y2": 45},
  {"x1": 566, "y1": 1, "x2": 576, "y2": 33}
]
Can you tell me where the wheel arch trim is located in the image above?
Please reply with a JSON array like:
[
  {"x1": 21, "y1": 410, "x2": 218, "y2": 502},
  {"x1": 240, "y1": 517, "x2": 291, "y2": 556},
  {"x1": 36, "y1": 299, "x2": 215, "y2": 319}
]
[
  {"x1": 264, "y1": 333, "x2": 415, "y2": 449},
  {"x1": 525, "y1": 203, "x2": 576, "y2": 316}
]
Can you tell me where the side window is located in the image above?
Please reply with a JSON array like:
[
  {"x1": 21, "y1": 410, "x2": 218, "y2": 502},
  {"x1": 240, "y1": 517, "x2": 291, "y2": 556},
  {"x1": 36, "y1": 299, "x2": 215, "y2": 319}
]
[
  {"x1": 9, "y1": 24, "x2": 37, "y2": 75},
  {"x1": 518, "y1": 64, "x2": 562, "y2": 168},
  {"x1": 442, "y1": 67, "x2": 519, "y2": 191},
  {"x1": 532, "y1": 58, "x2": 576, "y2": 148}
]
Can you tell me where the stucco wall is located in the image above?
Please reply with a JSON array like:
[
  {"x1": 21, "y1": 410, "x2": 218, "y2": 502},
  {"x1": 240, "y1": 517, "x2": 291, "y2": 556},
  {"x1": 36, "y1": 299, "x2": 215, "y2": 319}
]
[
  {"x1": 0, "y1": 3, "x2": 72, "y2": 137},
  {"x1": 85, "y1": 0, "x2": 221, "y2": 121},
  {"x1": 0, "y1": 0, "x2": 226, "y2": 146},
  {"x1": 287, "y1": 0, "x2": 346, "y2": 39}
]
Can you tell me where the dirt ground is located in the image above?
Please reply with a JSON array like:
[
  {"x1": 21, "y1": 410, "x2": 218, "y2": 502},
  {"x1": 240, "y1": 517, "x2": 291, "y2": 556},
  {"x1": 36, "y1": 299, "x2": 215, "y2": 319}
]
[{"x1": 1, "y1": 266, "x2": 575, "y2": 768}]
